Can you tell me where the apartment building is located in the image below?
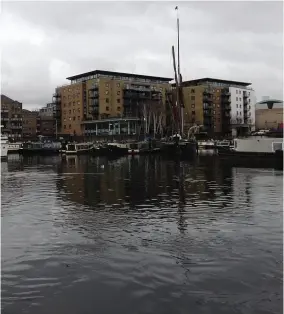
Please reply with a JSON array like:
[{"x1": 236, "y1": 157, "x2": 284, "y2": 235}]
[
  {"x1": 177, "y1": 78, "x2": 255, "y2": 137},
  {"x1": 55, "y1": 70, "x2": 172, "y2": 136},
  {"x1": 0, "y1": 95, "x2": 23, "y2": 139},
  {"x1": 39, "y1": 103, "x2": 56, "y2": 117},
  {"x1": 22, "y1": 109, "x2": 38, "y2": 139}
]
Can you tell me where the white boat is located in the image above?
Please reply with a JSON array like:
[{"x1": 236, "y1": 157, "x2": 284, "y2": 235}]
[
  {"x1": 8, "y1": 142, "x2": 22, "y2": 153},
  {"x1": 65, "y1": 142, "x2": 94, "y2": 154},
  {"x1": 1, "y1": 134, "x2": 9, "y2": 160},
  {"x1": 198, "y1": 140, "x2": 215, "y2": 149},
  {"x1": 216, "y1": 140, "x2": 233, "y2": 149}
]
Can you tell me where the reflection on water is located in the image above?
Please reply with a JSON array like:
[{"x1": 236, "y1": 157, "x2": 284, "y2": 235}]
[{"x1": 1, "y1": 154, "x2": 283, "y2": 314}]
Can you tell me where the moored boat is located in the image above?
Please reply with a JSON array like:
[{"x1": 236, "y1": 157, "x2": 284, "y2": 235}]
[
  {"x1": 8, "y1": 142, "x2": 22, "y2": 153},
  {"x1": 21, "y1": 140, "x2": 62, "y2": 155},
  {"x1": 1, "y1": 133, "x2": 9, "y2": 160},
  {"x1": 65, "y1": 142, "x2": 93, "y2": 154},
  {"x1": 218, "y1": 136, "x2": 283, "y2": 169}
]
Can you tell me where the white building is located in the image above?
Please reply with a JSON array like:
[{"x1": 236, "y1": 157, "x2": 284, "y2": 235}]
[{"x1": 229, "y1": 86, "x2": 256, "y2": 136}]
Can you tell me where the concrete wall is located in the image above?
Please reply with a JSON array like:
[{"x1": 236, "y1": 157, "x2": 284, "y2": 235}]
[{"x1": 255, "y1": 108, "x2": 283, "y2": 130}]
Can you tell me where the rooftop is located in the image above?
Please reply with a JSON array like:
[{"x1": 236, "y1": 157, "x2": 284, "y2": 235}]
[
  {"x1": 66, "y1": 70, "x2": 173, "y2": 82},
  {"x1": 178, "y1": 77, "x2": 252, "y2": 87},
  {"x1": 1, "y1": 94, "x2": 21, "y2": 104}
]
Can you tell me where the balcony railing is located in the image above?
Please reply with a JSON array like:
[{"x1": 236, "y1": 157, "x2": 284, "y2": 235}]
[
  {"x1": 11, "y1": 125, "x2": 22, "y2": 129},
  {"x1": 1, "y1": 109, "x2": 9, "y2": 113},
  {"x1": 10, "y1": 118, "x2": 22, "y2": 121},
  {"x1": 1, "y1": 117, "x2": 9, "y2": 121}
]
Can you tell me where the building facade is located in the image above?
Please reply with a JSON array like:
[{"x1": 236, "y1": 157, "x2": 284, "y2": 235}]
[
  {"x1": 36, "y1": 116, "x2": 57, "y2": 137},
  {"x1": 39, "y1": 103, "x2": 56, "y2": 117},
  {"x1": 55, "y1": 70, "x2": 172, "y2": 136},
  {"x1": 176, "y1": 78, "x2": 255, "y2": 137},
  {"x1": 22, "y1": 109, "x2": 38, "y2": 139},
  {"x1": 0, "y1": 95, "x2": 23, "y2": 139},
  {"x1": 255, "y1": 100, "x2": 283, "y2": 130}
]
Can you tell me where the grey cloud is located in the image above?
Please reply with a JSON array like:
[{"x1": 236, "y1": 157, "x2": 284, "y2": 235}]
[{"x1": 1, "y1": 1, "x2": 283, "y2": 108}]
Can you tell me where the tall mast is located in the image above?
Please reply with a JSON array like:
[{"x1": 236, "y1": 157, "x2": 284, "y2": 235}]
[{"x1": 175, "y1": 6, "x2": 184, "y2": 135}]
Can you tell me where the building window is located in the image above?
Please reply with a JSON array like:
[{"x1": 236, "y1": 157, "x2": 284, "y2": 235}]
[
  {"x1": 105, "y1": 91, "x2": 109, "y2": 95},
  {"x1": 117, "y1": 106, "x2": 121, "y2": 111},
  {"x1": 77, "y1": 101, "x2": 80, "y2": 105},
  {"x1": 64, "y1": 125, "x2": 66, "y2": 129},
  {"x1": 64, "y1": 118, "x2": 66, "y2": 122},
  {"x1": 213, "y1": 110, "x2": 216, "y2": 115},
  {"x1": 69, "y1": 110, "x2": 71, "y2": 114},
  {"x1": 237, "y1": 111, "x2": 238, "y2": 116},
  {"x1": 217, "y1": 89, "x2": 220, "y2": 92},
  {"x1": 73, "y1": 109, "x2": 75, "y2": 113},
  {"x1": 78, "y1": 108, "x2": 80, "y2": 112},
  {"x1": 69, "y1": 117, "x2": 71, "y2": 121},
  {"x1": 191, "y1": 89, "x2": 195, "y2": 93},
  {"x1": 78, "y1": 116, "x2": 80, "y2": 120},
  {"x1": 106, "y1": 98, "x2": 109, "y2": 103},
  {"x1": 69, "y1": 102, "x2": 71, "y2": 107},
  {"x1": 240, "y1": 105, "x2": 242, "y2": 109},
  {"x1": 240, "y1": 111, "x2": 242, "y2": 116},
  {"x1": 236, "y1": 104, "x2": 238, "y2": 108},
  {"x1": 217, "y1": 104, "x2": 220, "y2": 108},
  {"x1": 217, "y1": 96, "x2": 220, "y2": 100},
  {"x1": 73, "y1": 117, "x2": 76, "y2": 121},
  {"x1": 192, "y1": 110, "x2": 195, "y2": 115},
  {"x1": 106, "y1": 106, "x2": 109, "y2": 111},
  {"x1": 117, "y1": 91, "x2": 120, "y2": 95},
  {"x1": 117, "y1": 99, "x2": 121, "y2": 103},
  {"x1": 236, "y1": 97, "x2": 238, "y2": 101}
]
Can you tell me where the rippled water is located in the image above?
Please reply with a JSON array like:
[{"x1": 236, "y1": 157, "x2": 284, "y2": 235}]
[{"x1": 1, "y1": 154, "x2": 283, "y2": 314}]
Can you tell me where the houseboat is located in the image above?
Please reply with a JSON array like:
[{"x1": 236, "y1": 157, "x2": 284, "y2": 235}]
[
  {"x1": 1, "y1": 134, "x2": 9, "y2": 160},
  {"x1": 8, "y1": 142, "x2": 22, "y2": 153},
  {"x1": 198, "y1": 140, "x2": 215, "y2": 150},
  {"x1": 65, "y1": 142, "x2": 94, "y2": 154},
  {"x1": 21, "y1": 141, "x2": 61, "y2": 155},
  {"x1": 218, "y1": 136, "x2": 283, "y2": 169}
]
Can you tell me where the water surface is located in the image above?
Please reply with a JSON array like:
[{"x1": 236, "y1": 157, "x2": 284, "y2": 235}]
[{"x1": 1, "y1": 154, "x2": 283, "y2": 314}]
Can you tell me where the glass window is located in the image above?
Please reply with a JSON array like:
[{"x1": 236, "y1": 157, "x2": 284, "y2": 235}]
[
  {"x1": 106, "y1": 98, "x2": 109, "y2": 103},
  {"x1": 105, "y1": 91, "x2": 109, "y2": 95},
  {"x1": 117, "y1": 99, "x2": 120, "y2": 103},
  {"x1": 117, "y1": 91, "x2": 120, "y2": 95},
  {"x1": 106, "y1": 106, "x2": 109, "y2": 111}
]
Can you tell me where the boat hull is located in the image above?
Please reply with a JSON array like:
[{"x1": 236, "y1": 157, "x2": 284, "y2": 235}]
[
  {"x1": 160, "y1": 141, "x2": 197, "y2": 159},
  {"x1": 218, "y1": 148, "x2": 283, "y2": 170}
]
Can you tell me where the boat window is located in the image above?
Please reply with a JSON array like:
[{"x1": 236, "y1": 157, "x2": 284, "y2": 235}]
[{"x1": 272, "y1": 142, "x2": 282, "y2": 152}]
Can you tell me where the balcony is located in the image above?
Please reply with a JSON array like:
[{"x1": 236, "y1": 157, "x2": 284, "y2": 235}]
[
  {"x1": 203, "y1": 110, "x2": 212, "y2": 117},
  {"x1": 1, "y1": 109, "x2": 9, "y2": 113},
  {"x1": 1, "y1": 117, "x2": 9, "y2": 121},
  {"x1": 10, "y1": 117, "x2": 22, "y2": 121},
  {"x1": 243, "y1": 99, "x2": 248, "y2": 105},
  {"x1": 203, "y1": 96, "x2": 213, "y2": 102},
  {"x1": 124, "y1": 84, "x2": 151, "y2": 92},
  {"x1": 243, "y1": 91, "x2": 248, "y2": 98},
  {"x1": 11, "y1": 125, "x2": 22, "y2": 129},
  {"x1": 123, "y1": 91, "x2": 150, "y2": 100},
  {"x1": 221, "y1": 89, "x2": 230, "y2": 96},
  {"x1": 89, "y1": 91, "x2": 99, "y2": 99}
]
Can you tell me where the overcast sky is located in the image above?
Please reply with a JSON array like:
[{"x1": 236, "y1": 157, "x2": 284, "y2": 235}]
[{"x1": 1, "y1": 1, "x2": 283, "y2": 109}]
